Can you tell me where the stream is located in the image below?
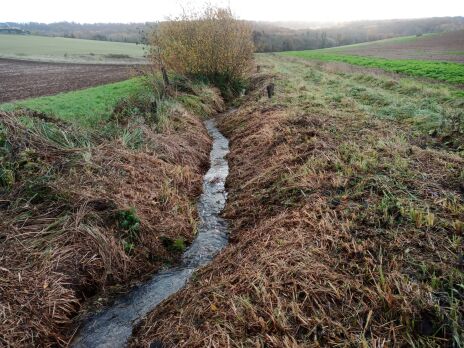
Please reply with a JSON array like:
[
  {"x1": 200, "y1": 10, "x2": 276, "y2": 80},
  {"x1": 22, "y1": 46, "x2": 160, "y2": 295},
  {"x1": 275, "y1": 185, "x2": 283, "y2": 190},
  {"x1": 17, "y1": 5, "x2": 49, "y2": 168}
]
[{"x1": 72, "y1": 118, "x2": 230, "y2": 348}]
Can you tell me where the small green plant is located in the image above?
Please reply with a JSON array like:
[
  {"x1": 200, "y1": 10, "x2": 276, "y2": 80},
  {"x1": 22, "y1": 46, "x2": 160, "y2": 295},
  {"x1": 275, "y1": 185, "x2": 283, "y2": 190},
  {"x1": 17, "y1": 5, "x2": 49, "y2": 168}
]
[
  {"x1": 121, "y1": 128, "x2": 144, "y2": 149},
  {"x1": 117, "y1": 208, "x2": 141, "y2": 241},
  {"x1": 0, "y1": 168, "x2": 14, "y2": 190},
  {"x1": 122, "y1": 240, "x2": 135, "y2": 254},
  {"x1": 161, "y1": 236, "x2": 187, "y2": 253},
  {"x1": 378, "y1": 193, "x2": 402, "y2": 226},
  {"x1": 172, "y1": 238, "x2": 186, "y2": 252}
]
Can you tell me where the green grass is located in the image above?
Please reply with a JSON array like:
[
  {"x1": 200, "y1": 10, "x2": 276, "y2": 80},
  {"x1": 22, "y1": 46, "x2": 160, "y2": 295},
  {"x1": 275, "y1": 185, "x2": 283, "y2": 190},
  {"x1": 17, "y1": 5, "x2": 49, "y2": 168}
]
[
  {"x1": 0, "y1": 34, "x2": 146, "y2": 63},
  {"x1": 0, "y1": 78, "x2": 146, "y2": 127},
  {"x1": 270, "y1": 54, "x2": 464, "y2": 149},
  {"x1": 281, "y1": 51, "x2": 464, "y2": 84}
]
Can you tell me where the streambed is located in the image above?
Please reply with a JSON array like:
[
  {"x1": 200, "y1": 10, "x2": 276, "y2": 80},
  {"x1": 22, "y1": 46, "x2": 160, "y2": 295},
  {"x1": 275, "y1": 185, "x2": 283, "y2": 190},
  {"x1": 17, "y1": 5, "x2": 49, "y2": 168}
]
[{"x1": 72, "y1": 118, "x2": 230, "y2": 348}]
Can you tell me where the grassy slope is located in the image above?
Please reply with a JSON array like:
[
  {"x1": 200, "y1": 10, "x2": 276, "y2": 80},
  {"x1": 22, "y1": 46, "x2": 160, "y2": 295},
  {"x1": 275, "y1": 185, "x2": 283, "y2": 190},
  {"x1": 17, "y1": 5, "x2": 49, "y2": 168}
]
[
  {"x1": 131, "y1": 55, "x2": 464, "y2": 347},
  {"x1": 281, "y1": 51, "x2": 464, "y2": 84},
  {"x1": 319, "y1": 33, "x2": 437, "y2": 51},
  {"x1": 281, "y1": 30, "x2": 464, "y2": 84},
  {"x1": 0, "y1": 78, "x2": 145, "y2": 127},
  {"x1": 0, "y1": 34, "x2": 146, "y2": 63}
]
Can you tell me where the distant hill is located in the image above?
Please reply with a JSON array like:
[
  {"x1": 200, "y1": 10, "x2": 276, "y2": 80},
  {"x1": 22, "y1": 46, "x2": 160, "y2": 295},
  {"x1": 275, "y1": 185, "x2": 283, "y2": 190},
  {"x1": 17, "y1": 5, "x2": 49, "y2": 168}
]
[
  {"x1": 322, "y1": 29, "x2": 464, "y2": 63},
  {"x1": 0, "y1": 27, "x2": 30, "y2": 35},
  {"x1": 3, "y1": 16, "x2": 464, "y2": 52},
  {"x1": 252, "y1": 17, "x2": 464, "y2": 52},
  {"x1": 0, "y1": 22, "x2": 153, "y2": 43}
]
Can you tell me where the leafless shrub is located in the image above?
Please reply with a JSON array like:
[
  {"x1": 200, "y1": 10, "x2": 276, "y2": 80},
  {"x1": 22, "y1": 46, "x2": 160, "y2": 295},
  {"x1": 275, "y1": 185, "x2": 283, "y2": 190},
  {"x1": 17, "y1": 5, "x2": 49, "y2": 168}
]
[{"x1": 150, "y1": 6, "x2": 254, "y2": 98}]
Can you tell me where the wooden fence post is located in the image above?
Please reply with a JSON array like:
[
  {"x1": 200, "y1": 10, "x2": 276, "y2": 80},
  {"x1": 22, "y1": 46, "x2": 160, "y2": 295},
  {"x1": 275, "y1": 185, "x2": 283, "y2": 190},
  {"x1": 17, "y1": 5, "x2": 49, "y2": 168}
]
[
  {"x1": 161, "y1": 66, "x2": 170, "y2": 88},
  {"x1": 266, "y1": 83, "x2": 275, "y2": 98}
]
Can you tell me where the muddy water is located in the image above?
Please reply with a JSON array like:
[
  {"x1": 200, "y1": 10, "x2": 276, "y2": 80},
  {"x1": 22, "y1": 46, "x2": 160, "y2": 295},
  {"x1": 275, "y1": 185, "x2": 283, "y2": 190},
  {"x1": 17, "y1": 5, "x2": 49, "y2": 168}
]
[{"x1": 72, "y1": 119, "x2": 229, "y2": 348}]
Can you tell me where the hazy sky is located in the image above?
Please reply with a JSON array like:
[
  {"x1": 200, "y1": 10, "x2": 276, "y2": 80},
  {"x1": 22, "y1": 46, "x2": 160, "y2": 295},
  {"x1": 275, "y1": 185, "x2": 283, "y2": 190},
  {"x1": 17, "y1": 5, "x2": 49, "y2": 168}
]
[{"x1": 3, "y1": 0, "x2": 464, "y2": 23}]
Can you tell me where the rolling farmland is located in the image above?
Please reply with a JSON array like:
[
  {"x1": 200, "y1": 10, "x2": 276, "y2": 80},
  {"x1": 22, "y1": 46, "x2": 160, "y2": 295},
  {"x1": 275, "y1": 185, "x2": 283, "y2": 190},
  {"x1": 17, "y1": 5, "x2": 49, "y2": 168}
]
[
  {"x1": 1, "y1": 12, "x2": 463, "y2": 347},
  {"x1": 0, "y1": 34, "x2": 147, "y2": 64},
  {"x1": 282, "y1": 30, "x2": 464, "y2": 84},
  {"x1": 325, "y1": 30, "x2": 464, "y2": 63},
  {"x1": 0, "y1": 35, "x2": 146, "y2": 102}
]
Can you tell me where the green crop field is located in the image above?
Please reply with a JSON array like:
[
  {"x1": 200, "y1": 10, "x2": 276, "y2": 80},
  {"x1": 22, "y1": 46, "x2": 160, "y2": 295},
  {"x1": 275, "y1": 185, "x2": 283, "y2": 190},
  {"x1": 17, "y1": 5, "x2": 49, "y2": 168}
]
[
  {"x1": 0, "y1": 34, "x2": 147, "y2": 64},
  {"x1": 282, "y1": 30, "x2": 464, "y2": 84},
  {"x1": 0, "y1": 78, "x2": 145, "y2": 127},
  {"x1": 281, "y1": 51, "x2": 464, "y2": 84}
]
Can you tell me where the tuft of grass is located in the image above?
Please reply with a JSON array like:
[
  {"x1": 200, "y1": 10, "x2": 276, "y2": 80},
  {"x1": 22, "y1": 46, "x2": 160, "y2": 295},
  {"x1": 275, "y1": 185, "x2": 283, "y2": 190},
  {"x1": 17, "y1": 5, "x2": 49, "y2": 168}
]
[
  {"x1": 160, "y1": 236, "x2": 187, "y2": 253},
  {"x1": 117, "y1": 208, "x2": 141, "y2": 240},
  {"x1": 120, "y1": 128, "x2": 144, "y2": 149}
]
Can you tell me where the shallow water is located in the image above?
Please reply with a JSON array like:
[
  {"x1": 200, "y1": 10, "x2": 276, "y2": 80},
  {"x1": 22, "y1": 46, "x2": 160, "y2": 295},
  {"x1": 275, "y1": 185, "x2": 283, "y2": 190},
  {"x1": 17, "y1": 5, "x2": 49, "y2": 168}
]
[{"x1": 72, "y1": 119, "x2": 229, "y2": 348}]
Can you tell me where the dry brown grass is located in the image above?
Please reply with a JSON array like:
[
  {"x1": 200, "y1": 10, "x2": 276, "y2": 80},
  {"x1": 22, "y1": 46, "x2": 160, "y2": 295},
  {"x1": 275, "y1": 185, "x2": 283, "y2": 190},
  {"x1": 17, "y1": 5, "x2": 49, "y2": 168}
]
[
  {"x1": 0, "y1": 98, "x2": 215, "y2": 346},
  {"x1": 131, "y1": 57, "x2": 464, "y2": 347}
]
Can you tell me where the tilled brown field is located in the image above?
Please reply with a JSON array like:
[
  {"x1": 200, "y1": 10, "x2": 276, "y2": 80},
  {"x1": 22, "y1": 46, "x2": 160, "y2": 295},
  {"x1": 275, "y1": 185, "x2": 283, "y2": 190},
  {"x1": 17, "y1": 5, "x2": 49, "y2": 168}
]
[
  {"x1": 0, "y1": 58, "x2": 139, "y2": 103},
  {"x1": 334, "y1": 29, "x2": 464, "y2": 62}
]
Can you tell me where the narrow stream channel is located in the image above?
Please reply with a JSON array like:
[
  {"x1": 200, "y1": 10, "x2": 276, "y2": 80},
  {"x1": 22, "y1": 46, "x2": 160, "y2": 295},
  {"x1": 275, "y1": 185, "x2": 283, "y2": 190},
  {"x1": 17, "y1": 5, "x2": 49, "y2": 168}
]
[{"x1": 72, "y1": 119, "x2": 230, "y2": 348}]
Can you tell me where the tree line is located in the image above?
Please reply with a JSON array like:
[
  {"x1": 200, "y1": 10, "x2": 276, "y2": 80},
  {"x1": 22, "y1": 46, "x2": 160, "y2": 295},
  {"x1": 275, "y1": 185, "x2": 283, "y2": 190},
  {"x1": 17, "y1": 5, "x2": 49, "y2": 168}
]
[
  {"x1": 251, "y1": 17, "x2": 464, "y2": 51},
  {"x1": 2, "y1": 16, "x2": 463, "y2": 52}
]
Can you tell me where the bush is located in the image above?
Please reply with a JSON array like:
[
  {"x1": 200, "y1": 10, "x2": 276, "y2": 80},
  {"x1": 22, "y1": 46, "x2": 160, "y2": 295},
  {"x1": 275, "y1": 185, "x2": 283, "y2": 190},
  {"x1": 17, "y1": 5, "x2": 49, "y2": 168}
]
[{"x1": 150, "y1": 6, "x2": 254, "y2": 98}]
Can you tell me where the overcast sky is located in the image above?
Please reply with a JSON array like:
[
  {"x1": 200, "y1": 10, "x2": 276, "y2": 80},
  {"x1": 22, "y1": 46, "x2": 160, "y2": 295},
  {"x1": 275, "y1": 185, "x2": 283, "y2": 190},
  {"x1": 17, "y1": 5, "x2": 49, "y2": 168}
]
[{"x1": 3, "y1": 0, "x2": 464, "y2": 24}]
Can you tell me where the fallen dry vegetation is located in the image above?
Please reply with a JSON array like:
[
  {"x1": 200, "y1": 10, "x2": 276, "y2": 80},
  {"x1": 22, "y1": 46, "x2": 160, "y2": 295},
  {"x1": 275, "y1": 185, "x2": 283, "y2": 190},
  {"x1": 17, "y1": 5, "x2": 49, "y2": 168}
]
[
  {"x1": 0, "y1": 81, "x2": 224, "y2": 346},
  {"x1": 131, "y1": 55, "x2": 464, "y2": 347}
]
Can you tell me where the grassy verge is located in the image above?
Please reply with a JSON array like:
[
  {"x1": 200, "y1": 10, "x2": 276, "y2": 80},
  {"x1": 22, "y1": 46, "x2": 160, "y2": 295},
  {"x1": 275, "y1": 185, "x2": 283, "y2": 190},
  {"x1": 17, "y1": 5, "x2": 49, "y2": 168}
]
[
  {"x1": 131, "y1": 54, "x2": 464, "y2": 347},
  {"x1": 0, "y1": 76, "x2": 224, "y2": 346},
  {"x1": 278, "y1": 55, "x2": 464, "y2": 150},
  {"x1": 281, "y1": 51, "x2": 464, "y2": 84},
  {"x1": 0, "y1": 78, "x2": 146, "y2": 127}
]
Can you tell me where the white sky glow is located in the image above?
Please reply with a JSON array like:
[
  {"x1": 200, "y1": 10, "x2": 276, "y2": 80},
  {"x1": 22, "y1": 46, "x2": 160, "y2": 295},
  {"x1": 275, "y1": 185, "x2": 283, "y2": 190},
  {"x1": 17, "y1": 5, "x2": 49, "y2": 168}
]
[{"x1": 2, "y1": 0, "x2": 464, "y2": 24}]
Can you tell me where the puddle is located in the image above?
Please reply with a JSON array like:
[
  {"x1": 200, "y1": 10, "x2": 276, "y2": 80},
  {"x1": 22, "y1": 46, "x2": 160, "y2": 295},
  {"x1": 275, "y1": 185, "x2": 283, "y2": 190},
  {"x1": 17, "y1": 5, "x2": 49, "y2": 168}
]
[{"x1": 72, "y1": 118, "x2": 230, "y2": 348}]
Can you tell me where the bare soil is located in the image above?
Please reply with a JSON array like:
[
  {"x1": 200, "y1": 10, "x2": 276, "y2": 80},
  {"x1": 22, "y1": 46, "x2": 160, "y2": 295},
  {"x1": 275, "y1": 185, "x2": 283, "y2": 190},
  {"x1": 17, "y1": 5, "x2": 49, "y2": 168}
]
[
  {"x1": 0, "y1": 58, "x2": 139, "y2": 103},
  {"x1": 336, "y1": 30, "x2": 464, "y2": 62}
]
